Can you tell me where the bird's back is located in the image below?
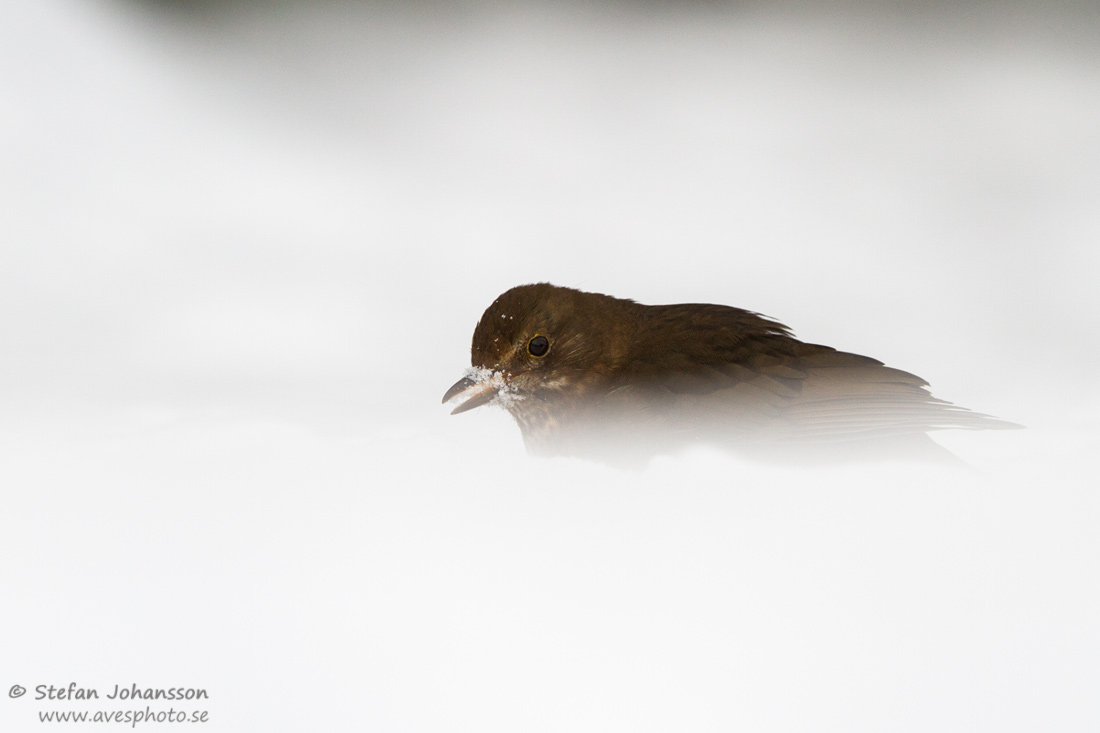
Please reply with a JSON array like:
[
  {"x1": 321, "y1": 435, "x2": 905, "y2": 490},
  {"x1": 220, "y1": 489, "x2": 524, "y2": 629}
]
[{"x1": 542, "y1": 300, "x2": 1013, "y2": 463}]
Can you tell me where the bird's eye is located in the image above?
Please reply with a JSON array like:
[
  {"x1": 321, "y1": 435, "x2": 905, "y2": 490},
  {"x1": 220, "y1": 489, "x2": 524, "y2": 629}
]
[{"x1": 527, "y1": 335, "x2": 550, "y2": 357}]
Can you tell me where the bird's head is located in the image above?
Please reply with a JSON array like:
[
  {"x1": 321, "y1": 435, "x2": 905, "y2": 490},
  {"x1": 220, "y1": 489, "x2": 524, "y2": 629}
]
[{"x1": 442, "y1": 283, "x2": 635, "y2": 420}]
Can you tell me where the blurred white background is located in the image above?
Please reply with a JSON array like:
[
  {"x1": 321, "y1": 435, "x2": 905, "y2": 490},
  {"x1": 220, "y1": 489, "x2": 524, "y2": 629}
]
[{"x1": 2, "y1": 1, "x2": 1098, "y2": 731}]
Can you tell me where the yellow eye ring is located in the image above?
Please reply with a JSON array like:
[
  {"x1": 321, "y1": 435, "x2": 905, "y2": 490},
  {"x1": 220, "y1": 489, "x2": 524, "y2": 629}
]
[{"x1": 527, "y1": 335, "x2": 550, "y2": 357}]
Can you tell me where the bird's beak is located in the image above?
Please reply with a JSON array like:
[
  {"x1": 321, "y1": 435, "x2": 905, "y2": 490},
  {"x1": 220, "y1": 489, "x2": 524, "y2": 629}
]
[{"x1": 442, "y1": 374, "x2": 501, "y2": 415}]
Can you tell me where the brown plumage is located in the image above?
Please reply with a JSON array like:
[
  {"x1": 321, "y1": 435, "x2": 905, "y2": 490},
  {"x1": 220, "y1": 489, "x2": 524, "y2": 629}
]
[{"x1": 442, "y1": 283, "x2": 1017, "y2": 464}]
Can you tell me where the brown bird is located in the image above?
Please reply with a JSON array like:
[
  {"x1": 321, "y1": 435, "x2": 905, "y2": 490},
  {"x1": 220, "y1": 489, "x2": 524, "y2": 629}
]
[{"x1": 442, "y1": 283, "x2": 1016, "y2": 465}]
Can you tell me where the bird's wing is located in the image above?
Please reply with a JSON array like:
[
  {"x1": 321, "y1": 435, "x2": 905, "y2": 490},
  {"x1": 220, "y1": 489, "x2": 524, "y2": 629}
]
[
  {"x1": 608, "y1": 343, "x2": 1015, "y2": 445},
  {"x1": 762, "y1": 346, "x2": 1014, "y2": 442}
]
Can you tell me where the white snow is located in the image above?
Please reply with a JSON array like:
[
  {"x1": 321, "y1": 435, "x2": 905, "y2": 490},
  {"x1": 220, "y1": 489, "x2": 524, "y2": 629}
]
[
  {"x1": 459, "y1": 365, "x2": 524, "y2": 410},
  {"x1": 1, "y1": 2, "x2": 1097, "y2": 732}
]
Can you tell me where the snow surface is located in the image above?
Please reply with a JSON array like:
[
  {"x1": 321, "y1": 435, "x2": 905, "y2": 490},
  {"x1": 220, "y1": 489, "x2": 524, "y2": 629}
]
[{"x1": 1, "y1": 2, "x2": 1098, "y2": 732}]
